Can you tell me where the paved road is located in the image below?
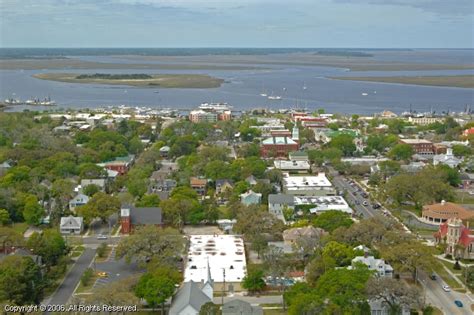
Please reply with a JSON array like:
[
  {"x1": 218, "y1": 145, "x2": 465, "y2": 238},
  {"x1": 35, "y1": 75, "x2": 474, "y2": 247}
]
[
  {"x1": 418, "y1": 269, "x2": 472, "y2": 315},
  {"x1": 45, "y1": 248, "x2": 96, "y2": 308}
]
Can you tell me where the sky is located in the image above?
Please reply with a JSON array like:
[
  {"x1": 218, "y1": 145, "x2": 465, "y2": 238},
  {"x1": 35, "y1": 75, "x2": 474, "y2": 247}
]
[{"x1": 0, "y1": 0, "x2": 473, "y2": 48}]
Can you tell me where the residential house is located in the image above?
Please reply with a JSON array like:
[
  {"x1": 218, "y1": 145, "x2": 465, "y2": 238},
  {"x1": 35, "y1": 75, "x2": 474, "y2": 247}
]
[
  {"x1": 400, "y1": 161, "x2": 426, "y2": 173},
  {"x1": 369, "y1": 299, "x2": 410, "y2": 315},
  {"x1": 60, "y1": 216, "x2": 84, "y2": 235},
  {"x1": 0, "y1": 248, "x2": 43, "y2": 267},
  {"x1": 421, "y1": 201, "x2": 474, "y2": 225},
  {"x1": 190, "y1": 177, "x2": 207, "y2": 196},
  {"x1": 268, "y1": 194, "x2": 295, "y2": 219},
  {"x1": 68, "y1": 193, "x2": 89, "y2": 212},
  {"x1": 282, "y1": 226, "x2": 326, "y2": 245},
  {"x1": 240, "y1": 190, "x2": 262, "y2": 206},
  {"x1": 159, "y1": 146, "x2": 170, "y2": 158},
  {"x1": 80, "y1": 179, "x2": 106, "y2": 192},
  {"x1": 222, "y1": 300, "x2": 263, "y2": 315},
  {"x1": 351, "y1": 254, "x2": 393, "y2": 278},
  {"x1": 434, "y1": 218, "x2": 474, "y2": 259},
  {"x1": 0, "y1": 161, "x2": 12, "y2": 176},
  {"x1": 100, "y1": 155, "x2": 134, "y2": 175},
  {"x1": 120, "y1": 206, "x2": 163, "y2": 234},
  {"x1": 245, "y1": 175, "x2": 258, "y2": 186},
  {"x1": 215, "y1": 179, "x2": 234, "y2": 195}
]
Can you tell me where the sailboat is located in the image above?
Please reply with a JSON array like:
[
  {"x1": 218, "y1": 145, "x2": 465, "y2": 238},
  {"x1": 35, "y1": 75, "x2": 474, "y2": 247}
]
[
  {"x1": 303, "y1": 82, "x2": 307, "y2": 90},
  {"x1": 260, "y1": 83, "x2": 267, "y2": 97}
]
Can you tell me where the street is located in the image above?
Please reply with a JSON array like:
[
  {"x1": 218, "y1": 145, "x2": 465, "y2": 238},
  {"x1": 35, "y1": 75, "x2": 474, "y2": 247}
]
[
  {"x1": 44, "y1": 248, "x2": 96, "y2": 308},
  {"x1": 418, "y1": 269, "x2": 472, "y2": 315}
]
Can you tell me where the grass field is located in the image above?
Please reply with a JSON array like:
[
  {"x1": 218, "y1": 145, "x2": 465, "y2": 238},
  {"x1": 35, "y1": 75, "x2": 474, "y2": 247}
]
[
  {"x1": 33, "y1": 72, "x2": 224, "y2": 88},
  {"x1": 330, "y1": 75, "x2": 474, "y2": 88}
]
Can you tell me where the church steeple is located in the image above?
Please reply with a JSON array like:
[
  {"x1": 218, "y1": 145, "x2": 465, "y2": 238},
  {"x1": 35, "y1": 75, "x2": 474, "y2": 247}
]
[{"x1": 202, "y1": 257, "x2": 214, "y2": 299}]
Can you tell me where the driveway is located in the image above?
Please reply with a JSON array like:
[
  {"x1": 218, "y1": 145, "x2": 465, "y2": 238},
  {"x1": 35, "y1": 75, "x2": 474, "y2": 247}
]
[{"x1": 44, "y1": 248, "x2": 96, "y2": 308}]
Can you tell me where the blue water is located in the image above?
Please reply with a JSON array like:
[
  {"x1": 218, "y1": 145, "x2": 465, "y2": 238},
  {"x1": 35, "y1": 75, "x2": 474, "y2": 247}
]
[{"x1": 1, "y1": 49, "x2": 473, "y2": 114}]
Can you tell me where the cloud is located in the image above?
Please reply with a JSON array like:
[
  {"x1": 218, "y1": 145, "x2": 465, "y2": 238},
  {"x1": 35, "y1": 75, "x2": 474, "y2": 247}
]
[{"x1": 332, "y1": 0, "x2": 474, "y2": 16}]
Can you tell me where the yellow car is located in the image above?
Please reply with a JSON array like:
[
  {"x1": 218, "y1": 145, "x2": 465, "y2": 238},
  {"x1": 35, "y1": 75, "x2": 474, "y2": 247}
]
[{"x1": 97, "y1": 272, "x2": 108, "y2": 278}]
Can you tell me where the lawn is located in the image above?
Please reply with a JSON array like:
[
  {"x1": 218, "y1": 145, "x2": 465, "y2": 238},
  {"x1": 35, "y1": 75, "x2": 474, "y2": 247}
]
[
  {"x1": 10, "y1": 222, "x2": 29, "y2": 234},
  {"x1": 75, "y1": 274, "x2": 99, "y2": 294},
  {"x1": 263, "y1": 309, "x2": 287, "y2": 315},
  {"x1": 431, "y1": 261, "x2": 460, "y2": 289},
  {"x1": 95, "y1": 245, "x2": 113, "y2": 263}
]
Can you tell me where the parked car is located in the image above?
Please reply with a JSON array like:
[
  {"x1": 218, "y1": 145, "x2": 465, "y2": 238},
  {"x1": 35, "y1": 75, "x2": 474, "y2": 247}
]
[
  {"x1": 362, "y1": 201, "x2": 369, "y2": 206},
  {"x1": 97, "y1": 234, "x2": 108, "y2": 240},
  {"x1": 430, "y1": 273, "x2": 437, "y2": 280},
  {"x1": 355, "y1": 200, "x2": 360, "y2": 205},
  {"x1": 454, "y1": 300, "x2": 463, "y2": 307},
  {"x1": 442, "y1": 285, "x2": 451, "y2": 292},
  {"x1": 362, "y1": 193, "x2": 369, "y2": 198}
]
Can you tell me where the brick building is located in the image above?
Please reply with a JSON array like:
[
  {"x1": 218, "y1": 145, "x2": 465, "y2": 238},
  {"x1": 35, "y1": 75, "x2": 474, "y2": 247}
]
[{"x1": 399, "y1": 139, "x2": 434, "y2": 154}]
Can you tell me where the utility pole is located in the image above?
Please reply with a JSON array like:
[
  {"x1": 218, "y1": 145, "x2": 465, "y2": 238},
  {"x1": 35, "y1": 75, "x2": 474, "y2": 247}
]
[{"x1": 221, "y1": 268, "x2": 226, "y2": 306}]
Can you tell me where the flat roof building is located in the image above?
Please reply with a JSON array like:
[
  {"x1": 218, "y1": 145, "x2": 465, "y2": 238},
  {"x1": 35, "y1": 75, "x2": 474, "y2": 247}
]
[
  {"x1": 185, "y1": 235, "x2": 247, "y2": 291},
  {"x1": 282, "y1": 173, "x2": 336, "y2": 196}
]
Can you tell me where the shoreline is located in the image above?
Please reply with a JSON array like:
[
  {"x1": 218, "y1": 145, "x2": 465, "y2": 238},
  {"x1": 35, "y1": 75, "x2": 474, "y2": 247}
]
[{"x1": 329, "y1": 75, "x2": 474, "y2": 89}]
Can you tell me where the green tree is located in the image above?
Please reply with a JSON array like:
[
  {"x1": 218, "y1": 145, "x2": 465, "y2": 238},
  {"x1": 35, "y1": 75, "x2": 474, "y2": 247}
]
[
  {"x1": 0, "y1": 209, "x2": 10, "y2": 225},
  {"x1": 135, "y1": 266, "x2": 181, "y2": 313},
  {"x1": 242, "y1": 267, "x2": 266, "y2": 294},
  {"x1": 115, "y1": 226, "x2": 185, "y2": 267},
  {"x1": 312, "y1": 210, "x2": 353, "y2": 233},
  {"x1": 388, "y1": 143, "x2": 413, "y2": 161},
  {"x1": 322, "y1": 241, "x2": 356, "y2": 267},
  {"x1": 0, "y1": 255, "x2": 44, "y2": 305},
  {"x1": 23, "y1": 195, "x2": 44, "y2": 225},
  {"x1": 329, "y1": 134, "x2": 356, "y2": 156},
  {"x1": 136, "y1": 194, "x2": 161, "y2": 207},
  {"x1": 82, "y1": 184, "x2": 100, "y2": 197},
  {"x1": 77, "y1": 192, "x2": 120, "y2": 225},
  {"x1": 81, "y1": 268, "x2": 94, "y2": 286},
  {"x1": 199, "y1": 302, "x2": 221, "y2": 315},
  {"x1": 452, "y1": 145, "x2": 471, "y2": 157},
  {"x1": 27, "y1": 229, "x2": 67, "y2": 267}
]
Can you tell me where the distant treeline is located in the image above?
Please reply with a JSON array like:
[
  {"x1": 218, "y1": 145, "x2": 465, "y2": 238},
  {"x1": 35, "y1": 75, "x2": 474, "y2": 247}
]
[
  {"x1": 315, "y1": 50, "x2": 374, "y2": 57},
  {"x1": 75, "y1": 73, "x2": 153, "y2": 80}
]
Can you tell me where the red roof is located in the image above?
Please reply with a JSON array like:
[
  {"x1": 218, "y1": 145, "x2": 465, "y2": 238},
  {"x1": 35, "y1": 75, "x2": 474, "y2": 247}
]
[
  {"x1": 459, "y1": 227, "x2": 474, "y2": 247},
  {"x1": 463, "y1": 127, "x2": 474, "y2": 136}
]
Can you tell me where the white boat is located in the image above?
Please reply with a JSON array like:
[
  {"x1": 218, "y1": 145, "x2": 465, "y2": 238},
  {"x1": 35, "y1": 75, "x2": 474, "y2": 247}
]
[
  {"x1": 361, "y1": 93, "x2": 368, "y2": 96},
  {"x1": 303, "y1": 82, "x2": 307, "y2": 90},
  {"x1": 260, "y1": 93, "x2": 268, "y2": 97},
  {"x1": 268, "y1": 95, "x2": 282, "y2": 100}
]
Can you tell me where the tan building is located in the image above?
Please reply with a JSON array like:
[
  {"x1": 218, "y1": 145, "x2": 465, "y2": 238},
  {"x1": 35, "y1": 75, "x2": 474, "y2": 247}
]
[
  {"x1": 422, "y1": 201, "x2": 474, "y2": 225},
  {"x1": 407, "y1": 116, "x2": 444, "y2": 126}
]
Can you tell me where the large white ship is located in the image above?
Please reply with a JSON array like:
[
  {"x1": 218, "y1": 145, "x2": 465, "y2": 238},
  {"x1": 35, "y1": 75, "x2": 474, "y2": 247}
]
[{"x1": 199, "y1": 102, "x2": 233, "y2": 111}]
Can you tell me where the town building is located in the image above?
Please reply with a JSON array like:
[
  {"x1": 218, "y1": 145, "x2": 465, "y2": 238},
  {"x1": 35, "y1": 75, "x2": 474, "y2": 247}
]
[
  {"x1": 463, "y1": 127, "x2": 474, "y2": 137},
  {"x1": 399, "y1": 139, "x2": 433, "y2": 155},
  {"x1": 222, "y1": 299, "x2": 263, "y2": 315},
  {"x1": 433, "y1": 147, "x2": 463, "y2": 168},
  {"x1": 421, "y1": 201, "x2": 474, "y2": 225},
  {"x1": 240, "y1": 190, "x2": 262, "y2": 206},
  {"x1": 434, "y1": 218, "x2": 474, "y2": 259},
  {"x1": 273, "y1": 160, "x2": 311, "y2": 173},
  {"x1": 341, "y1": 156, "x2": 389, "y2": 166},
  {"x1": 407, "y1": 116, "x2": 444, "y2": 125},
  {"x1": 351, "y1": 254, "x2": 394, "y2": 278},
  {"x1": 120, "y1": 206, "x2": 163, "y2": 234},
  {"x1": 260, "y1": 127, "x2": 299, "y2": 158},
  {"x1": 282, "y1": 173, "x2": 336, "y2": 196},
  {"x1": 185, "y1": 235, "x2": 246, "y2": 291},
  {"x1": 98, "y1": 155, "x2": 135, "y2": 175},
  {"x1": 289, "y1": 151, "x2": 309, "y2": 162},
  {"x1": 294, "y1": 196, "x2": 352, "y2": 214},
  {"x1": 189, "y1": 110, "x2": 218, "y2": 123},
  {"x1": 59, "y1": 216, "x2": 84, "y2": 235},
  {"x1": 68, "y1": 193, "x2": 89, "y2": 212}
]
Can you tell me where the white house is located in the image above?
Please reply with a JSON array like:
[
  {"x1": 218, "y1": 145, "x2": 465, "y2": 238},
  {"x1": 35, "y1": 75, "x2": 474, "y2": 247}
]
[
  {"x1": 68, "y1": 193, "x2": 89, "y2": 212},
  {"x1": 433, "y1": 148, "x2": 463, "y2": 168},
  {"x1": 351, "y1": 255, "x2": 393, "y2": 278},
  {"x1": 60, "y1": 216, "x2": 84, "y2": 235}
]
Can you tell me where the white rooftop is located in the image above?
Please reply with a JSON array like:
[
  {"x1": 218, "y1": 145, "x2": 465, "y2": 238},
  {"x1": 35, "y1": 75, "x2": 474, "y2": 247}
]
[
  {"x1": 294, "y1": 196, "x2": 352, "y2": 214},
  {"x1": 185, "y1": 235, "x2": 246, "y2": 283},
  {"x1": 262, "y1": 137, "x2": 297, "y2": 145},
  {"x1": 283, "y1": 173, "x2": 332, "y2": 191},
  {"x1": 400, "y1": 139, "x2": 432, "y2": 144},
  {"x1": 274, "y1": 160, "x2": 311, "y2": 171}
]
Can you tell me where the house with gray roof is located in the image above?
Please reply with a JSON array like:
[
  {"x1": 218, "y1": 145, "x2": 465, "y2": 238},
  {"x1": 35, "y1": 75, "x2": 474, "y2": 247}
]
[
  {"x1": 69, "y1": 193, "x2": 89, "y2": 212},
  {"x1": 268, "y1": 194, "x2": 295, "y2": 219},
  {"x1": 80, "y1": 178, "x2": 106, "y2": 192},
  {"x1": 169, "y1": 260, "x2": 213, "y2": 315},
  {"x1": 222, "y1": 299, "x2": 263, "y2": 315},
  {"x1": 60, "y1": 216, "x2": 84, "y2": 235}
]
